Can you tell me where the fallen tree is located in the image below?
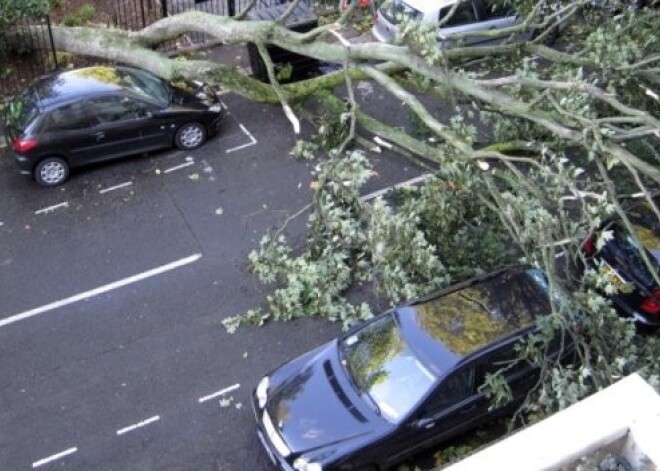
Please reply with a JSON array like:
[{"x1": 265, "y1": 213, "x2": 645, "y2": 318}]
[{"x1": 9, "y1": 0, "x2": 660, "y2": 437}]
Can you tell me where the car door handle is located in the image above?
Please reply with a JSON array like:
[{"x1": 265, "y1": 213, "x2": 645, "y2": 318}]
[{"x1": 95, "y1": 131, "x2": 105, "y2": 140}]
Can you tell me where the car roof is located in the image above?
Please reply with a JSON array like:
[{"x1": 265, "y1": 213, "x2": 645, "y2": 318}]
[
  {"x1": 396, "y1": 266, "x2": 551, "y2": 374},
  {"x1": 29, "y1": 66, "x2": 143, "y2": 110},
  {"x1": 401, "y1": 0, "x2": 457, "y2": 13}
]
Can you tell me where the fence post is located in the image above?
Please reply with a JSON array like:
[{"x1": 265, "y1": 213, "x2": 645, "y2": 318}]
[
  {"x1": 140, "y1": 0, "x2": 147, "y2": 27},
  {"x1": 161, "y1": 0, "x2": 168, "y2": 17},
  {"x1": 46, "y1": 15, "x2": 58, "y2": 70}
]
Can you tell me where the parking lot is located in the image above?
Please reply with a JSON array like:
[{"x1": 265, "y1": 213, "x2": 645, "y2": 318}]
[{"x1": 0, "y1": 90, "x2": 425, "y2": 469}]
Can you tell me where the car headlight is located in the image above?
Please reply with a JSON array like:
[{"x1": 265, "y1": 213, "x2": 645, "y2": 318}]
[
  {"x1": 293, "y1": 457, "x2": 323, "y2": 471},
  {"x1": 256, "y1": 376, "x2": 269, "y2": 408},
  {"x1": 208, "y1": 103, "x2": 223, "y2": 113}
]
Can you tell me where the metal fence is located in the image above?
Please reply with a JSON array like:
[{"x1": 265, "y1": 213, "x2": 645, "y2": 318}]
[{"x1": 0, "y1": 15, "x2": 58, "y2": 97}]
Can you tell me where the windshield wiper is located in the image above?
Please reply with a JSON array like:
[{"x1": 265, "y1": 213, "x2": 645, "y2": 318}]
[
  {"x1": 338, "y1": 342, "x2": 380, "y2": 416},
  {"x1": 361, "y1": 391, "x2": 381, "y2": 416}
]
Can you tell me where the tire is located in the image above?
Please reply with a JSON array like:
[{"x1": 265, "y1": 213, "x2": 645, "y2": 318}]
[
  {"x1": 175, "y1": 122, "x2": 206, "y2": 150},
  {"x1": 34, "y1": 157, "x2": 69, "y2": 187}
]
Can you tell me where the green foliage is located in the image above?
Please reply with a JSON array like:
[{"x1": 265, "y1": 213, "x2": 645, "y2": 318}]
[
  {"x1": 290, "y1": 140, "x2": 319, "y2": 160},
  {"x1": 0, "y1": 0, "x2": 48, "y2": 22},
  {"x1": 62, "y1": 3, "x2": 95, "y2": 26},
  {"x1": 308, "y1": 93, "x2": 350, "y2": 151}
]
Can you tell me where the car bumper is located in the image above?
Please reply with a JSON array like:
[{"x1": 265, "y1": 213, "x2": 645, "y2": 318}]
[
  {"x1": 8, "y1": 150, "x2": 34, "y2": 175},
  {"x1": 612, "y1": 295, "x2": 660, "y2": 327},
  {"x1": 252, "y1": 394, "x2": 294, "y2": 471}
]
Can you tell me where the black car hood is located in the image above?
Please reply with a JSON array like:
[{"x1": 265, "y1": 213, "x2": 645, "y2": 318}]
[{"x1": 266, "y1": 342, "x2": 378, "y2": 455}]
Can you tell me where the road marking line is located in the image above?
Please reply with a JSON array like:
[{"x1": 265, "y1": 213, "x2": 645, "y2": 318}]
[
  {"x1": 35, "y1": 202, "x2": 69, "y2": 215},
  {"x1": 116, "y1": 415, "x2": 160, "y2": 436},
  {"x1": 99, "y1": 181, "x2": 133, "y2": 194},
  {"x1": 164, "y1": 161, "x2": 195, "y2": 174},
  {"x1": 361, "y1": 174, "x2": 432, "y2": 202},
  {"x1": 32, "y1": 447, "x2": 77, "y2": 468},
  {"x1": 226, "y1": 123, "x2": 257, "y2": 154},
  {"x1": 239, "y1": 123, "x2": 256, "y2": 142},
  {"x1": 0, "y1": 254, "x2": 202, "y2": 328},
  {"x1": 198, "y1": 383, "x2": 240, "y2": 403}
]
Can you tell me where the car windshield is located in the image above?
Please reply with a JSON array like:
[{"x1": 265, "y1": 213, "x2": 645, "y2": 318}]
[
  {"x1": 117, "y1": 67, "x2": 169, "y2": 105},
  {"x1": 384, "y1": 0, "x2": 423, "y2": 24},
  {"x1": 6, "y1": 90, "x2": 40, "y2": 132},
  {"x1": 340, "y1": 313, "x2": 437, "y2": 423}
]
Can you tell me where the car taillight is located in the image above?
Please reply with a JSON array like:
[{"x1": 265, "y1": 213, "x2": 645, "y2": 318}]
[
  {"x1": 13, "y1": 138, "x2": 38, "y2": 153},
  {"x1": 582, "y1": 233, "x2": 595, "y2": 256},
  {"x1": 640, "y1": 289, "x2": 660, "y2": 315}
]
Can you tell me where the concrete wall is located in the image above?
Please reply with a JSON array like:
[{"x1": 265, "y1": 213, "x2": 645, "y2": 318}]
[{"x1": 444, "y1": 374, "x2": 660, "y2": 471}]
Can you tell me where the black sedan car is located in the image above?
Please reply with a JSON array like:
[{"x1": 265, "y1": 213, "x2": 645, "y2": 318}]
[
  {"x1": 253, "y1": 266, "x2": 572, "y2": 471},
  {"x1": 583, "y1": 195, "x2": 660, "y2": 327},
  {"x1": 4, "y1": 65, "x2": 224, "y2": 186}
]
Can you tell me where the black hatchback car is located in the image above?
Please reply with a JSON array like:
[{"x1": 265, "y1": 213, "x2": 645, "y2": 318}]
[
  {"x1": 252, "y1": 266, "x2": 572, "y2": 471},
  {"x1": 583, "y1": 194, "x2": 660, "y2": 327},
  {"x1": 4, "y1": 65, "x2": 224, "y2": 186}
]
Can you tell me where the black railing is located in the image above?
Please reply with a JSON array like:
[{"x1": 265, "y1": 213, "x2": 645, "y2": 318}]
[{"x1": 0, "y1": 15, "x2": 58, "y2": 97}]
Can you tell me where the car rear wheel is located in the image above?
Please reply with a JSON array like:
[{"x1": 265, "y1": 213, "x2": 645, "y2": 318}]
[
  {"x1": 175, "y1": 122, "x2": 206, "y2": 150},
  {"x1": 34, "y1": 157, "x2": 69, "y2": 187}
]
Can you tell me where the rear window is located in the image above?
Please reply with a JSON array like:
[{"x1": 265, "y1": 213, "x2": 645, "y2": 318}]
[
  {"x1": 412, "y1": 268, "x2": 551, "y2": 355},
  {"x1": 6, "y1": 90, "x2": 40, "y2": 132}
]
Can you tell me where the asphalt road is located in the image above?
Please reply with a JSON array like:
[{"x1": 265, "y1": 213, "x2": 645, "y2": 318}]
[{"x1": 0, "y1": 90, "x2": 425, "y2": 470}]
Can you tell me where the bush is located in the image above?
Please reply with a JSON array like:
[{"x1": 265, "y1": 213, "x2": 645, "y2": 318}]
[{"x1": 62, "y1": 4, "x2": 95, "y2": 26}]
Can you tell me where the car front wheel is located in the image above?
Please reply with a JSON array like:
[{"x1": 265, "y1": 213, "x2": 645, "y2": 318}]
[
  {"x1": 175, "y1": 122, "x2": 206, "y2": 150},
  {"x1": 34, "y1": 157, "x2": 69, "y2": 187}
]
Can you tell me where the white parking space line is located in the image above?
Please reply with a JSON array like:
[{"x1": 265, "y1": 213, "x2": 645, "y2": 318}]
[
  {"x1": 198, "y1": 383, "x2": 240, "y2": 403},
  {"x1": 35, "y1": 202, "x2": 69, "y2": 215},
  {"x1": 99, "y1": 181, "x2": 133, "y2": 194},
  {"x1": 116, "y1": 415, "x2": 160, "y2": 436},
  {"x1": 0, "y1": 253, "x2": 202, "y2": 329},
  {"x1": 163, "y1": 161, "x2": 195, "y2": 174},
  {"x1": 226, "y1": 123, "x2": 257, "y2": 154},
  {"x1": 360, "y1": 174, "x2": 432, "y2": 202},
  {"x1": 32, "y1": 447, "x2": 77, "y2": 468}
]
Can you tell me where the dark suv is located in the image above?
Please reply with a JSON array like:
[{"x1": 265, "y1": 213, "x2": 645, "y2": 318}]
[
  {"x1": 252, "y1": 265, "x2": 573, "y2": 471},
  {"x1": 4, "y1": 65, "x2": 224, "y2": 186}
]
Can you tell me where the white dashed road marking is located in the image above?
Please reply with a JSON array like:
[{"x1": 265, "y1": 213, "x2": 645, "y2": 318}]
[
  {"x1": 32, "y1": 447, "x2": 77, "y2": 468},
  {"x1": 116, "y1": 415, "x2": 160, "y2": 436},
  {"x1": 164, "y1": 161, "x2": 195, "y2": 174},
  {"x1": 0, "y1": 253, "x2": 202, "y2": 328},
  {"x1": 35, "y1": 202, "x2": 69, "y2": 215},
  {"x1": 99, "y1": 181, "x2": 133, "y2": 194},
  {"x1": 198, "y1": 383, "x2": 240, "y2": 403}
]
